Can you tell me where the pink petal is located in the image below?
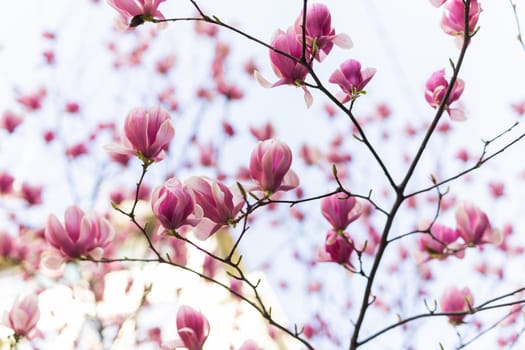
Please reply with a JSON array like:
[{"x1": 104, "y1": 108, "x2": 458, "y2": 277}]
[
  {"x1": 333, "y1": 33, "x2": 353, "y2": 49},
  {"x1": 253, "y1": 70, "x2": 273, "y2": 88}
]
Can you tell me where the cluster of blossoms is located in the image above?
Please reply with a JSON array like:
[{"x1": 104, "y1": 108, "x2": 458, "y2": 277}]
[
  {"x1": 424, "y1": 0, "x2": 482, "y2": 120},
  {"x1": 255, "y1": 3, "x2": 374, "y2": 107},
  {"x1": 151, "y1": 138, "x2": 299, "y2": 240},
  {"x1": 317, "y1": 193, "x2": 362, "y2": 267},
  {"x1": 418, "y1": 202, "x2": 500, "y2": 260}
]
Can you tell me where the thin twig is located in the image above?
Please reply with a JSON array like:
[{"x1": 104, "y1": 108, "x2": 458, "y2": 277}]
[{"x1": 509, "y1": 0, "x2": 525, "y2": 51}]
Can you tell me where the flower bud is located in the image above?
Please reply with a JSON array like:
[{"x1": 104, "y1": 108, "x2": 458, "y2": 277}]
[
  {"x1": 249, "y1": 139, "x2": 299, "y2": 193},
  {"x1": 176, "y1": 305, "x2": 210, "y2": 350}
]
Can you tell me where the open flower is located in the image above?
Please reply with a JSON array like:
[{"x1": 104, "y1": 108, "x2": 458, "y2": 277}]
[
  {"x1": 440, "y1": 286, "x2": 474, "y2": 325},
  {"x1": 107, "y1": 0, "x2": 166, "y2": 27},
  {"x1": 424, "y1": 69, "x2": 465, "y2": 121},
  {"x1": 320, "y1": 193, "x2": 361, "y2": 231},
  {"x1": 294, "y1": 3, "x2": 352, "y2": 61},
  {"x1": 417, "y1": 222, "x2": 463, "y2": 260},
  {"x1": 2, "y1": 294, "x2": 40, "y2": 339},
  {"x1": 254, "y1": 28, "x2": 313, "y2": 107},
  {"x1": 329, "y1": 59, "x2": 375, "y2": 103},
  {"x1": 45, "y1": 206, "x2": 114, "y2": 260},
  {"x1": 186, "y1": 176, "x2": 243, "y2": 240},
  {"x1": 455, "y1": 202, "x2": 500, "y2": 246}
]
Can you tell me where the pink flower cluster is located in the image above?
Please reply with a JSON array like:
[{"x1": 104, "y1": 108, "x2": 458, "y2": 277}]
[
  {"x1": 256, "y1": 3, "x2": 375, "y2": 107},
  {"x1": 151, "y1": 176, "x2": 242, "y2": 240},
  {"x1": 418, "y1": 202, "x2": 500, "y2": 260},
  {"x1": 150, "y1": 139, "x2": 298, "y2": 240}
]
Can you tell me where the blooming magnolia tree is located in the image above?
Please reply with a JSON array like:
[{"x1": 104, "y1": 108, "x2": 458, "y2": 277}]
[{"x1": 2, "y1": 0, "x2": 525, "y2": 349}]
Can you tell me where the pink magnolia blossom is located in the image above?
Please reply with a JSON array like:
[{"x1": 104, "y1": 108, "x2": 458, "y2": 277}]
[
  {"x1": 0, "y1": 171, "x2": 15, "y2": 194},
  {"x1": 16, "y1": 88, "x2": 46, "y2": 111},
  {"x1": 65, "y1": 102, "x2": 80, "y2": 114},
  {"x1": 440, "y1": 286, "x2": 474, "y2": 324},
  {"x1": 320, "y1": 193, "x2": 361, "y2": 231},
  {"x1": 294, "y1": 3, "x2": 353, "y2": 61},
  {"x1": 2, "y1": 294, "x2": 40, "y2": 338},
  {"x1": 45, "y1": 206, "x2": 114, "y2": 259},
  {"x1": 107, "y1": 0, "x2": 166, "y2": 27},
  {"x1": 424, "y1": 69, "x2": 465, "y2": 121},
  {"x1": 106, "y1": 107, "x2": 175, "y2": 162},
  {"x1": 317, "y1": 230, "x2": 354, "y2": 266},
  {"x1": 1, "y1": 110, "x2": 24, "y2": 133},
  {"x1": 441, "y1": 0, "x2": 482, "y2": 37},
  {"x1": 418, "y1": 222, "x2": 463, "y2": 259},
  {"x1": 65, "y1": 143, "x2": 89, "y2": 158},
  {"x1": 20, "y1": 183, "x2": 42, "y2": 206},
  {"x1": 329, "y1": 59, "x2": 376, "y2": 103},
  {"x1": 455, "y1": 202, "x2": 500, "y2": 246},
  {"x1": 151, "y1": 178, "x2": 198, "y2": 233},
  {"x1": 186, "y1": 176, "x2": 243, "y2": 240},
  {"x1": 176, "y1": 305, "x2": 210, "y2": 350},
  {"x1": 249, "y1": 139, "x2": 299, "y2": 193},
  {"x1": 254, "y1": 28, "x2": 313, "y2": 107}
]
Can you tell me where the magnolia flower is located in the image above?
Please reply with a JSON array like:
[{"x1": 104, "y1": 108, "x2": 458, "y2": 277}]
[
  {"x1": 151, "y1": 178, "x2": 198, "y2": 233},
  {"x1": 317, "y1": 230, "x2": 354, "y2": 266},
  {"x1": 107, "y1": 0, "x2": 166, "y2": 27},
  {"x1": 1, "y1": 110, "x2": 24, "y2": 133},
  {"x1": 441, "y1": 0, "x2": 482, "y2": 38},
  {"x1": 254, "y1": 28, "x2": 313, "y2": 107},
  {"x1": 0, "y1": 171, "x2": 14, "y2": 194},
  {"x1": 424, "y1": 69, "x2": 465, "y2": 121},
  {"x1": 293, "y1": 3, "x2": 352, "y2": 62},
  {"x1": 329, "y1": 59, "x2": 376, "y2": 103},
  {"x1": 106, "y1": 107, "x2": 175, "y2": 163},
  {"x1": 249, "y1": 139, "x2": 299, "y2": 193},
  {"x1": 2, "y1": 294, "x2": 40, "y2": 339},
  {"x1": 455, "y1": 202, "x2": 500, "y2": 246},
  {"x1": 176, "y1": 306, "x2": 210, "y2": 350},
  {"x1": 186, "y1": 176, "x2": 243, "y2": 240},
  {"x1": 440, "y1": 286, "x2": 474, "y2": 324},
  {"x1": 417, "y1": 222, "x2": 463, "y2": 260},
  {"x1": 45, "y1": 206, "x2": 114, "y2": 260},
  {"x1": 320, "y1": 193, "x2": 361, "y2": 231}
]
